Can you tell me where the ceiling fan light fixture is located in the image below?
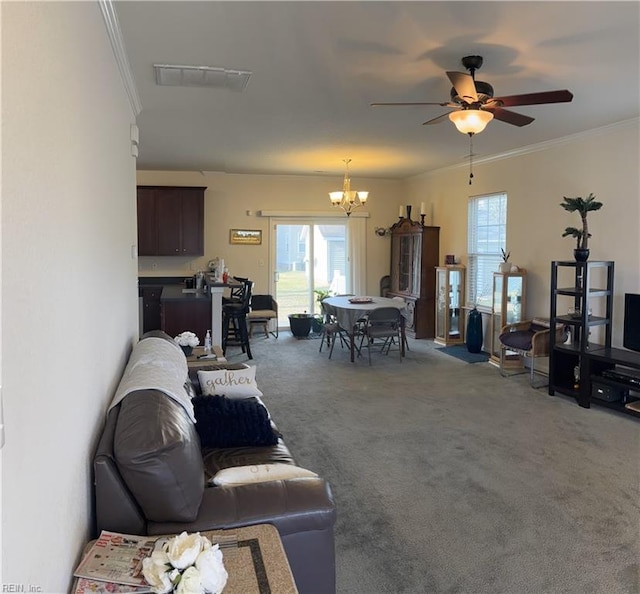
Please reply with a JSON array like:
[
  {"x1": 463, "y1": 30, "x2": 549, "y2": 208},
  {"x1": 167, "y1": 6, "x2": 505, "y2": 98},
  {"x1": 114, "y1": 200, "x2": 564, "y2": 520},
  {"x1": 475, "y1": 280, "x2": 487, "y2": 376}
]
[
  {"x1": 329, "y1": 159, "x2": 368, "y2": 216},
  {"x1": 449, "y1": 109, "x2": 494, "y2": 135}
]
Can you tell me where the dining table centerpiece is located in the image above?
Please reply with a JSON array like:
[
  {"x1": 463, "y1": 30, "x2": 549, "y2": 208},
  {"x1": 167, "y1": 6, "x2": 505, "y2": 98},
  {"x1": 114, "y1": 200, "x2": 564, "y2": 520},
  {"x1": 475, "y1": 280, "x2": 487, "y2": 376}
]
[{"x1": 142, "y1": 531, "x2": 228, "y2": 594}]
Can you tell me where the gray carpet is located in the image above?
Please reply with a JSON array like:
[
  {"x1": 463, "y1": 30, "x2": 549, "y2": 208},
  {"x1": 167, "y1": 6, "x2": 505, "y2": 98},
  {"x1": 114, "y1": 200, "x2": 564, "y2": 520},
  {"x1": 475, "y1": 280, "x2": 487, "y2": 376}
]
[{"x1": 225, "y1": 333, "x2": 640, "y2": 594}]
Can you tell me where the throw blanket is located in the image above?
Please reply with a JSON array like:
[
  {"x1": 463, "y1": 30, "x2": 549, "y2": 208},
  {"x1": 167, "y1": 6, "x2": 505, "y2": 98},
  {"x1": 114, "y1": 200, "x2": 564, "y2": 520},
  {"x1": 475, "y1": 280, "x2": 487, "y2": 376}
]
[{"x1": 108, "y1": 337, "x2": 195, "y2": 423}]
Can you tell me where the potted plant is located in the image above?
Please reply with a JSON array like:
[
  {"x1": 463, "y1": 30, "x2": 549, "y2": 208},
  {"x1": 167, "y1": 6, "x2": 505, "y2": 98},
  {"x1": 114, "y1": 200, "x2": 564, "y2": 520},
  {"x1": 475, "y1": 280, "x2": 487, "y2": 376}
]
[
  {"x1": 499, "y1": 249, "x2": 511, "y2": 273},
  {"x1": 560, "y1": 193, "x2": 603, "y2": 261},
  {"x1": 288, "y1": 313, "x2": 314, "y2": 338},
  {"x1": 313, "y1": 288, "x2": 332, "y2": 324}
]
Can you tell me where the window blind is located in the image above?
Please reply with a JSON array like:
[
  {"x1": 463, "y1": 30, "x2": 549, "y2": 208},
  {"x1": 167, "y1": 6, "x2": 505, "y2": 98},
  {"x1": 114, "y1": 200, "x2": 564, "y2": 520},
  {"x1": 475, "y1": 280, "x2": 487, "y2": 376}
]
[{"x1": 468, "y1": 193, "x2": 507, "y2": 307}]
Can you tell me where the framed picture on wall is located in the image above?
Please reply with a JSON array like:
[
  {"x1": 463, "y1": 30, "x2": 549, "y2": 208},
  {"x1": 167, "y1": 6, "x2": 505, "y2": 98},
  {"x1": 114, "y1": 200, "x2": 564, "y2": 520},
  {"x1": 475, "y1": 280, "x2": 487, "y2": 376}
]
[{"x1": 230, "y1": 229, "x2": 262, "y2": 245}]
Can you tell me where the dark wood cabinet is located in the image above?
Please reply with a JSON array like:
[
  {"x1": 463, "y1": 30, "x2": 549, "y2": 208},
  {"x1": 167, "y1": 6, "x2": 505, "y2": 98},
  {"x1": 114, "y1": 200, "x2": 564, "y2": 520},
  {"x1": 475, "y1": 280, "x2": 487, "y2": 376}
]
[
  {"x1": 387, "y1": 219, "x2": 440, "y2": 338},
  {"x1": 137, "y1": 186, "x2": 206, "y2": 256},
  {"x1": 141, "y1": 286, "x2": 163, "y2": 333},
  {"x1": 161, "y1": 301, "x2": 211, "y2": 344}
]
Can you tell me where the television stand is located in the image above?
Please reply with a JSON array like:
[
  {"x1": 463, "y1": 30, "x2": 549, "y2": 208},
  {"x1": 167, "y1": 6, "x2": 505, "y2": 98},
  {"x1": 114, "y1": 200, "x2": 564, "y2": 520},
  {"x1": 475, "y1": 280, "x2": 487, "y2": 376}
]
[{"x1": 585, "y1": 346, "x2": 640, "y2": 417}]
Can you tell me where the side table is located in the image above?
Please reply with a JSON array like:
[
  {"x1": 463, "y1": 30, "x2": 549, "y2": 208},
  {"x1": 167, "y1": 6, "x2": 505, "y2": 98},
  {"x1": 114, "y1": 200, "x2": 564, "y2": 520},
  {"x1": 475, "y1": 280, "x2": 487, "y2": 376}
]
[
  {"x1": 185, "y1": 345, "x2": 226, "y2": 370},
  {"x1": 73, "y1": 524, "x2": 298, "y2": 594},
  {"x1": 203, "y1": 524, "x2": 298, "y2": 594}
]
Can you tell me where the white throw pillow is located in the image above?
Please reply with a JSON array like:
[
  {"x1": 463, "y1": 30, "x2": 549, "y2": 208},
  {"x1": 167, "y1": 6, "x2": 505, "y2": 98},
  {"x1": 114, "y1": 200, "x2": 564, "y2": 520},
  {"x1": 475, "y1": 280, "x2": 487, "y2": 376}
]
[
  {"x1": 197, "y1": 366, "x2": 263, "y2": 399},
  {"x1": 212, "y1": 463, "x2": 319, "y2": 487}
]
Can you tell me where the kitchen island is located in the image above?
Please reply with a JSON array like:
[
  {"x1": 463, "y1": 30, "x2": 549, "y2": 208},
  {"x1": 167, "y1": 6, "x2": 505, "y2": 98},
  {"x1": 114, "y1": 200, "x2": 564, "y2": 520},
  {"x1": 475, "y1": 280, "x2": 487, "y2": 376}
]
[
  {"x1": 160, "y1": 284, "x2": 211, "y2": 343},
  {"x1": 140, "y1": 276, "x2": 241, "y2": 345}
]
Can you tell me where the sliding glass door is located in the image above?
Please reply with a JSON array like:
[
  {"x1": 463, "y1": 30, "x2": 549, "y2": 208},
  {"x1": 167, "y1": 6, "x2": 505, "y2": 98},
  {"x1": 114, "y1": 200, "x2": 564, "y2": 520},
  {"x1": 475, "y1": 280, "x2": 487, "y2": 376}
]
[{"x1": 272, "y1": 220, "x2": 348, "y2": 325}]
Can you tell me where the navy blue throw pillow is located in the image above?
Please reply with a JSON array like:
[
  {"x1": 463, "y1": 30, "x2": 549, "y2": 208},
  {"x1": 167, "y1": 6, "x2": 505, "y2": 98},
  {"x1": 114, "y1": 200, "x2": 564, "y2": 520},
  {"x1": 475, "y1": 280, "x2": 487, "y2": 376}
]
[{"x1": 192, "y1": 395, "x2": 279, "y2": 448}]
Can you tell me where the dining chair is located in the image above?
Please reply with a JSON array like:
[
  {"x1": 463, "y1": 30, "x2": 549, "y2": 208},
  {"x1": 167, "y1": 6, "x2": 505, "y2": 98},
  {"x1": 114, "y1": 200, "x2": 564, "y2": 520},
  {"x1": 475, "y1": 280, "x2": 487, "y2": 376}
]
[
  {"x1": 360, "y1": 307, "x2": 403, "y2": 365},
  {"x1": 318, "y1": 303, "x2": 350, "y2": 358},
  {"x1": 391, "y1": 296, "x2": 410, "y2": 352}
]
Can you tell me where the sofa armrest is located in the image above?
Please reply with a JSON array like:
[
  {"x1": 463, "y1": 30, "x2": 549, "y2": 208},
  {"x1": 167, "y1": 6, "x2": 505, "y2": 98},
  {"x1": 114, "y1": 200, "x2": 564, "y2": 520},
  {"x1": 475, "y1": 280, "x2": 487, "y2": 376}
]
[{"x1": 146, "y1": 477, "x2": 336, "y2": 537}]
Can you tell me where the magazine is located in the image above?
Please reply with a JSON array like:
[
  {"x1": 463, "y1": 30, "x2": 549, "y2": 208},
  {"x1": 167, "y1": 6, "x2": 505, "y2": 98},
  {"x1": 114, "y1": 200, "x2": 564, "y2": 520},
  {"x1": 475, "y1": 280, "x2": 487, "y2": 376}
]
[
  {"x1": 73, "y1": 577, "x2": 152, "y2": 594},
  {"x1": 73, "y1": 531, "x2": 157, "y2": 587}
]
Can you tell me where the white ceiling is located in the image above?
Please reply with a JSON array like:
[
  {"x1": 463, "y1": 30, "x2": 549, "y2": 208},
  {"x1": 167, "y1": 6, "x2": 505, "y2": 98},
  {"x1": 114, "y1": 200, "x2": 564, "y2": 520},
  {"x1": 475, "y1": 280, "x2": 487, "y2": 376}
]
[{"x1": 114, "y1": 1, "x2": 640, "y2": 179}]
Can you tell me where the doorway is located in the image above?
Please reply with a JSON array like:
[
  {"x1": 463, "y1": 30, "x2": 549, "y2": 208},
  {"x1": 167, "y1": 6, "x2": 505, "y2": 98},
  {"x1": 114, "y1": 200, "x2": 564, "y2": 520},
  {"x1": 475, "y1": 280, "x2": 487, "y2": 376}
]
[{"x1": 272, "y1": 221, "x2": 348, "y2": 325}]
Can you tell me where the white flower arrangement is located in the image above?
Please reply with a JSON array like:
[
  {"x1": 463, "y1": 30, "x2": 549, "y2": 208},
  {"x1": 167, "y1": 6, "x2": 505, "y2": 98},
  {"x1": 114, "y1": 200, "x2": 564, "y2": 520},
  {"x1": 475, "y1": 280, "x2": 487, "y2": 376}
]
[
  {"x1": 142, "y1": 532, "x2": 228, "y2": 594},
  {"x1": 174, "y1": 331, "x2": 200, "y2": 348}
]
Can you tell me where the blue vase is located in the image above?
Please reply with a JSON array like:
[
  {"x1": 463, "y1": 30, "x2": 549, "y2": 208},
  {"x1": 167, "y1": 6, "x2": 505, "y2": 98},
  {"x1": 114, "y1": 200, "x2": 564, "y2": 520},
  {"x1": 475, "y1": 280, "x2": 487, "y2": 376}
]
[{"x1": 466, "y1": 307, "x2": 483, "y2": 353}]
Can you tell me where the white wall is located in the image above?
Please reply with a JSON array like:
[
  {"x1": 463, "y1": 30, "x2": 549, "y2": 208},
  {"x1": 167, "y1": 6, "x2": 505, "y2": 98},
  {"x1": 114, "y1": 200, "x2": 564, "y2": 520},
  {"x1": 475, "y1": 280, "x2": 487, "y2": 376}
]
[
  {"x1": 136, "y1": 170, "x2": 404, "y2": 297},
  {"x1": 2, "y1": 3, "x2": 138, "y2": 590},
  {"x1": 406, "y1": 120, "x2": 640, "y2": 347}
]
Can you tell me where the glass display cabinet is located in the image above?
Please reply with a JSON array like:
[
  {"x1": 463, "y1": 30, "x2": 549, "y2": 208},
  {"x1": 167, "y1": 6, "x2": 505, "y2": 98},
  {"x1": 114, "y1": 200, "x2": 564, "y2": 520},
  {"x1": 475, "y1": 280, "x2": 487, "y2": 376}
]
[
  {"x1": 434, "y1": 266, "x2": 465, "y2": 346},
  {"x1": 490, "y1": 270, "x2": 527, "y2": 364}
]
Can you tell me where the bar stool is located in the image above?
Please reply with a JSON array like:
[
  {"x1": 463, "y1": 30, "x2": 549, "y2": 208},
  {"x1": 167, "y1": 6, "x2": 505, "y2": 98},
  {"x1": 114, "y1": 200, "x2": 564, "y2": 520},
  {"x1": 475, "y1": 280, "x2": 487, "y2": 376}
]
[{"x1": 222, "y1": 279, "x2": 254, "y2": 359}]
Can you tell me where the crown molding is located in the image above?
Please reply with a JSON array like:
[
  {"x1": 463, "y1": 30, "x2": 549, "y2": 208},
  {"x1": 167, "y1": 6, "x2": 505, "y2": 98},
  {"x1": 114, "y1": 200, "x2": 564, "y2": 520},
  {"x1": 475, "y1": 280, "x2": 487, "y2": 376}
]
[
  {"x1": 99, "y1": 0, "x2": 142, "y2": 117},
  {"x1": 426, "y1": 117, "x2": 639, "y2": 176}
]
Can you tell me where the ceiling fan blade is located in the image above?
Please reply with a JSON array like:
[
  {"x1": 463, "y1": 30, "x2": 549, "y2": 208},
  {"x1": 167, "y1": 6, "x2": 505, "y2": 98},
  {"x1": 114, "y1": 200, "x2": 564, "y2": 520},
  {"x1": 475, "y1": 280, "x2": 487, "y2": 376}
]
[
  {"x1": 370, "y1": 101, "x2": 454, "y2": 107},
  {"x1": 446, "y1": 71, "x2": 478, "y2": 104},
  {"x1": 490, "y1": 89, "x2": 573, "y2": 107},
  {"x1": 484, "y1": 106, "x2": 534, "y2": 127},
  {"x1": 422, "y1": 112, "x2": 453, "y2": 126}
]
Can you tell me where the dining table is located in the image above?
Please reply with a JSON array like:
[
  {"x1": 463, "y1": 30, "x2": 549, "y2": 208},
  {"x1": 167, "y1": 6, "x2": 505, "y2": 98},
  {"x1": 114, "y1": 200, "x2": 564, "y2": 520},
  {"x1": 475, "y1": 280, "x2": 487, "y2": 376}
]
[{"x1": 321, "y1": 295, "x2": 409, "y2": 362}]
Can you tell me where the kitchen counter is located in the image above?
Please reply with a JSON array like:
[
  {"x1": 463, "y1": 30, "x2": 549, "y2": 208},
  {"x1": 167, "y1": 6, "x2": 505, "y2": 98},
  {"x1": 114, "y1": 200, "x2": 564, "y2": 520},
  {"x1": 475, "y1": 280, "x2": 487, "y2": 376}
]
[{"x1": 159, "y1": 285, "x2": 211, "y2": 302}]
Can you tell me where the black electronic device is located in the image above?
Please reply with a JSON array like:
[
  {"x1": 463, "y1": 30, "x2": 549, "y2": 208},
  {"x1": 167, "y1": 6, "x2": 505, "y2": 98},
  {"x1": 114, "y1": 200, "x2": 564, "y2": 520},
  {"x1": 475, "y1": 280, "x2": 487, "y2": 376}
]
[
  {"x1": 601, "y1": 367, "x2": 640, "y2": 387},
  {"x1": 623, "y1": 293, "x2": 640, "y2": 353}
]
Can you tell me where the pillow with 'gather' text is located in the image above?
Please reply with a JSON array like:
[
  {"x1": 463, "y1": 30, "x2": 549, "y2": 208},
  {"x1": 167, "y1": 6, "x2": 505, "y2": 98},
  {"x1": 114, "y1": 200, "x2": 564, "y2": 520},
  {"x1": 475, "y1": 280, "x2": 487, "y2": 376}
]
[
  {"x1": 197, "y1": 366, "x2": 263, "y2": 399},
  {"x1": 212, "y1": 463, "x2": 318, "y2": 487}
]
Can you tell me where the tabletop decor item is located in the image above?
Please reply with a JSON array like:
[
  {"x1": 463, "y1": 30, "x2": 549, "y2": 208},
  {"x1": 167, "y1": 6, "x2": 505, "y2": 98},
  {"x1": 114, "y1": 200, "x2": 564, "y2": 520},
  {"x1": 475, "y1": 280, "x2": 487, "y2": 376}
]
[
  {"x1": 499, "y1": 249, "x2": 511, "y2": 272},
  {"x1": 560, "y1": 193, "x2": 603, "y2": 261},
  {"x1": 142, "y1": 531, "x2": 228, "y2": 594},
  {"x1": 174, "y1": 331, "x2": 200, "y2": 356}
]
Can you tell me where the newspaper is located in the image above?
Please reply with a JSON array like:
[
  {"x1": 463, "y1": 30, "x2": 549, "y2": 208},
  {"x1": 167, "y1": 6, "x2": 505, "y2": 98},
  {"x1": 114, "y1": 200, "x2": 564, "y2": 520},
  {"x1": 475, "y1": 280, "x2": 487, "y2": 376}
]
[
  {"x1": 73, "y1": 577, "x2": 152, "y2": 593},
  {"x1": 73, "y1": 531, "x2": 157, "y2": 587}
]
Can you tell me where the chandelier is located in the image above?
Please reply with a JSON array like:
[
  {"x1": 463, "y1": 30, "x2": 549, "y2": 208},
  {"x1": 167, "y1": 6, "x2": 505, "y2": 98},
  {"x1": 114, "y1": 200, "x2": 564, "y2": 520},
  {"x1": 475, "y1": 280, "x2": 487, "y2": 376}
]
[
  {"x1": 449, "y1": 109, "x2": 494, "y2": 135},
  {"x1": 329, "y1": 159, "x2": 369, "y2": 216}
]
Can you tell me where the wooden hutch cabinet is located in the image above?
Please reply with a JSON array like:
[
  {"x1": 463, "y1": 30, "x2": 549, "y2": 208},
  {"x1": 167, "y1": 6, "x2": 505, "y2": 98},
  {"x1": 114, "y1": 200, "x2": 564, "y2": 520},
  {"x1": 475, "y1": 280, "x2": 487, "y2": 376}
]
[
  {"x1": 137, "y1": 186, "x2": 206, "y2": 256},
  {"x1": 387, "y1": 218, "x2": 440, "y2": 338}
]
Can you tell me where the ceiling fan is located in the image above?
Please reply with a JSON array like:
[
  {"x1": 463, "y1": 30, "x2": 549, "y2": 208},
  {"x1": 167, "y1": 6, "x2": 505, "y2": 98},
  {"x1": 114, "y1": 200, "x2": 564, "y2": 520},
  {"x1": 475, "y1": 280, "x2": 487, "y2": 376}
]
[{"x1": 371, "y1": 55, "x2": 573, "y2": 134}]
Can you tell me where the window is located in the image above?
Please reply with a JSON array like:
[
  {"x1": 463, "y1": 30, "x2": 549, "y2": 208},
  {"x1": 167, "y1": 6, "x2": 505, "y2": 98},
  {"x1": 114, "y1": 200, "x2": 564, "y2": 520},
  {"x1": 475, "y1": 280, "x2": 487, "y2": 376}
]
[{"x1": 467, "y1": 193, "x2": 507, "y2": 308}]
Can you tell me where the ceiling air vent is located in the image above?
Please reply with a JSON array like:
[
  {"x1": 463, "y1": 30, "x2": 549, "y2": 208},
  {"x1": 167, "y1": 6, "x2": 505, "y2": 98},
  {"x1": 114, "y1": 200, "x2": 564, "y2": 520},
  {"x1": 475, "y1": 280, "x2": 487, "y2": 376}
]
[{"x1": 153, "y1": 64, "x2": 252, "y2": 92}]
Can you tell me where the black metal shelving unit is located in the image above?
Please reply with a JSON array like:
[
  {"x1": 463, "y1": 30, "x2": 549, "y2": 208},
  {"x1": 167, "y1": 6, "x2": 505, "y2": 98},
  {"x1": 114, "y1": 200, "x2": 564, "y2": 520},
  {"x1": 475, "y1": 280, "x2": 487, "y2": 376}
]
[{"x1": 549, "y1": 260, "x2": 640, "y2": 417}]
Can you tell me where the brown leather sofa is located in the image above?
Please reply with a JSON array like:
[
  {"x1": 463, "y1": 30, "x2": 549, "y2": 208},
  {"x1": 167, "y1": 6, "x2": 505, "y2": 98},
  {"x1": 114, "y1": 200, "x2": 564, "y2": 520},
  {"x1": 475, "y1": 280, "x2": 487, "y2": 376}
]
[{"x1": 93, "y1": 332, "x2": 336, "y2": 593}]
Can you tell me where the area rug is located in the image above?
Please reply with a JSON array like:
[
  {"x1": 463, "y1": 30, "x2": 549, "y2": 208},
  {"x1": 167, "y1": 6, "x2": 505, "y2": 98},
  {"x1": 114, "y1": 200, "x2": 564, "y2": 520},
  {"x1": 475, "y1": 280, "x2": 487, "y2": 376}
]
[{"x1": 436, "y1": 344, "x2": 489, "y2": 363}]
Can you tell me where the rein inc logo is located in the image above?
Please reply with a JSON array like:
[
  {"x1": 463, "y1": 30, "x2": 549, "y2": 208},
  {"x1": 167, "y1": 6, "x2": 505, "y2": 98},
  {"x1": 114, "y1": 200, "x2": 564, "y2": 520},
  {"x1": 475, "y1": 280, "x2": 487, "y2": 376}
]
[{"x1": 2, "y1": 586, "x2": 42, "y2": 592}]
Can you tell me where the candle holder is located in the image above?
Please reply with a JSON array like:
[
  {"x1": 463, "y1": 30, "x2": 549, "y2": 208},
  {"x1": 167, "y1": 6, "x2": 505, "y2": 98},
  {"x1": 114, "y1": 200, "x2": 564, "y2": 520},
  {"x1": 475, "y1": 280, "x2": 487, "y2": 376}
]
[
  {"x1": 406, "y1": 205, "x2": 412, "y2": 220},
  {"x1": 420, "y1": 214, "x2": 425, "y2": 227}
]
